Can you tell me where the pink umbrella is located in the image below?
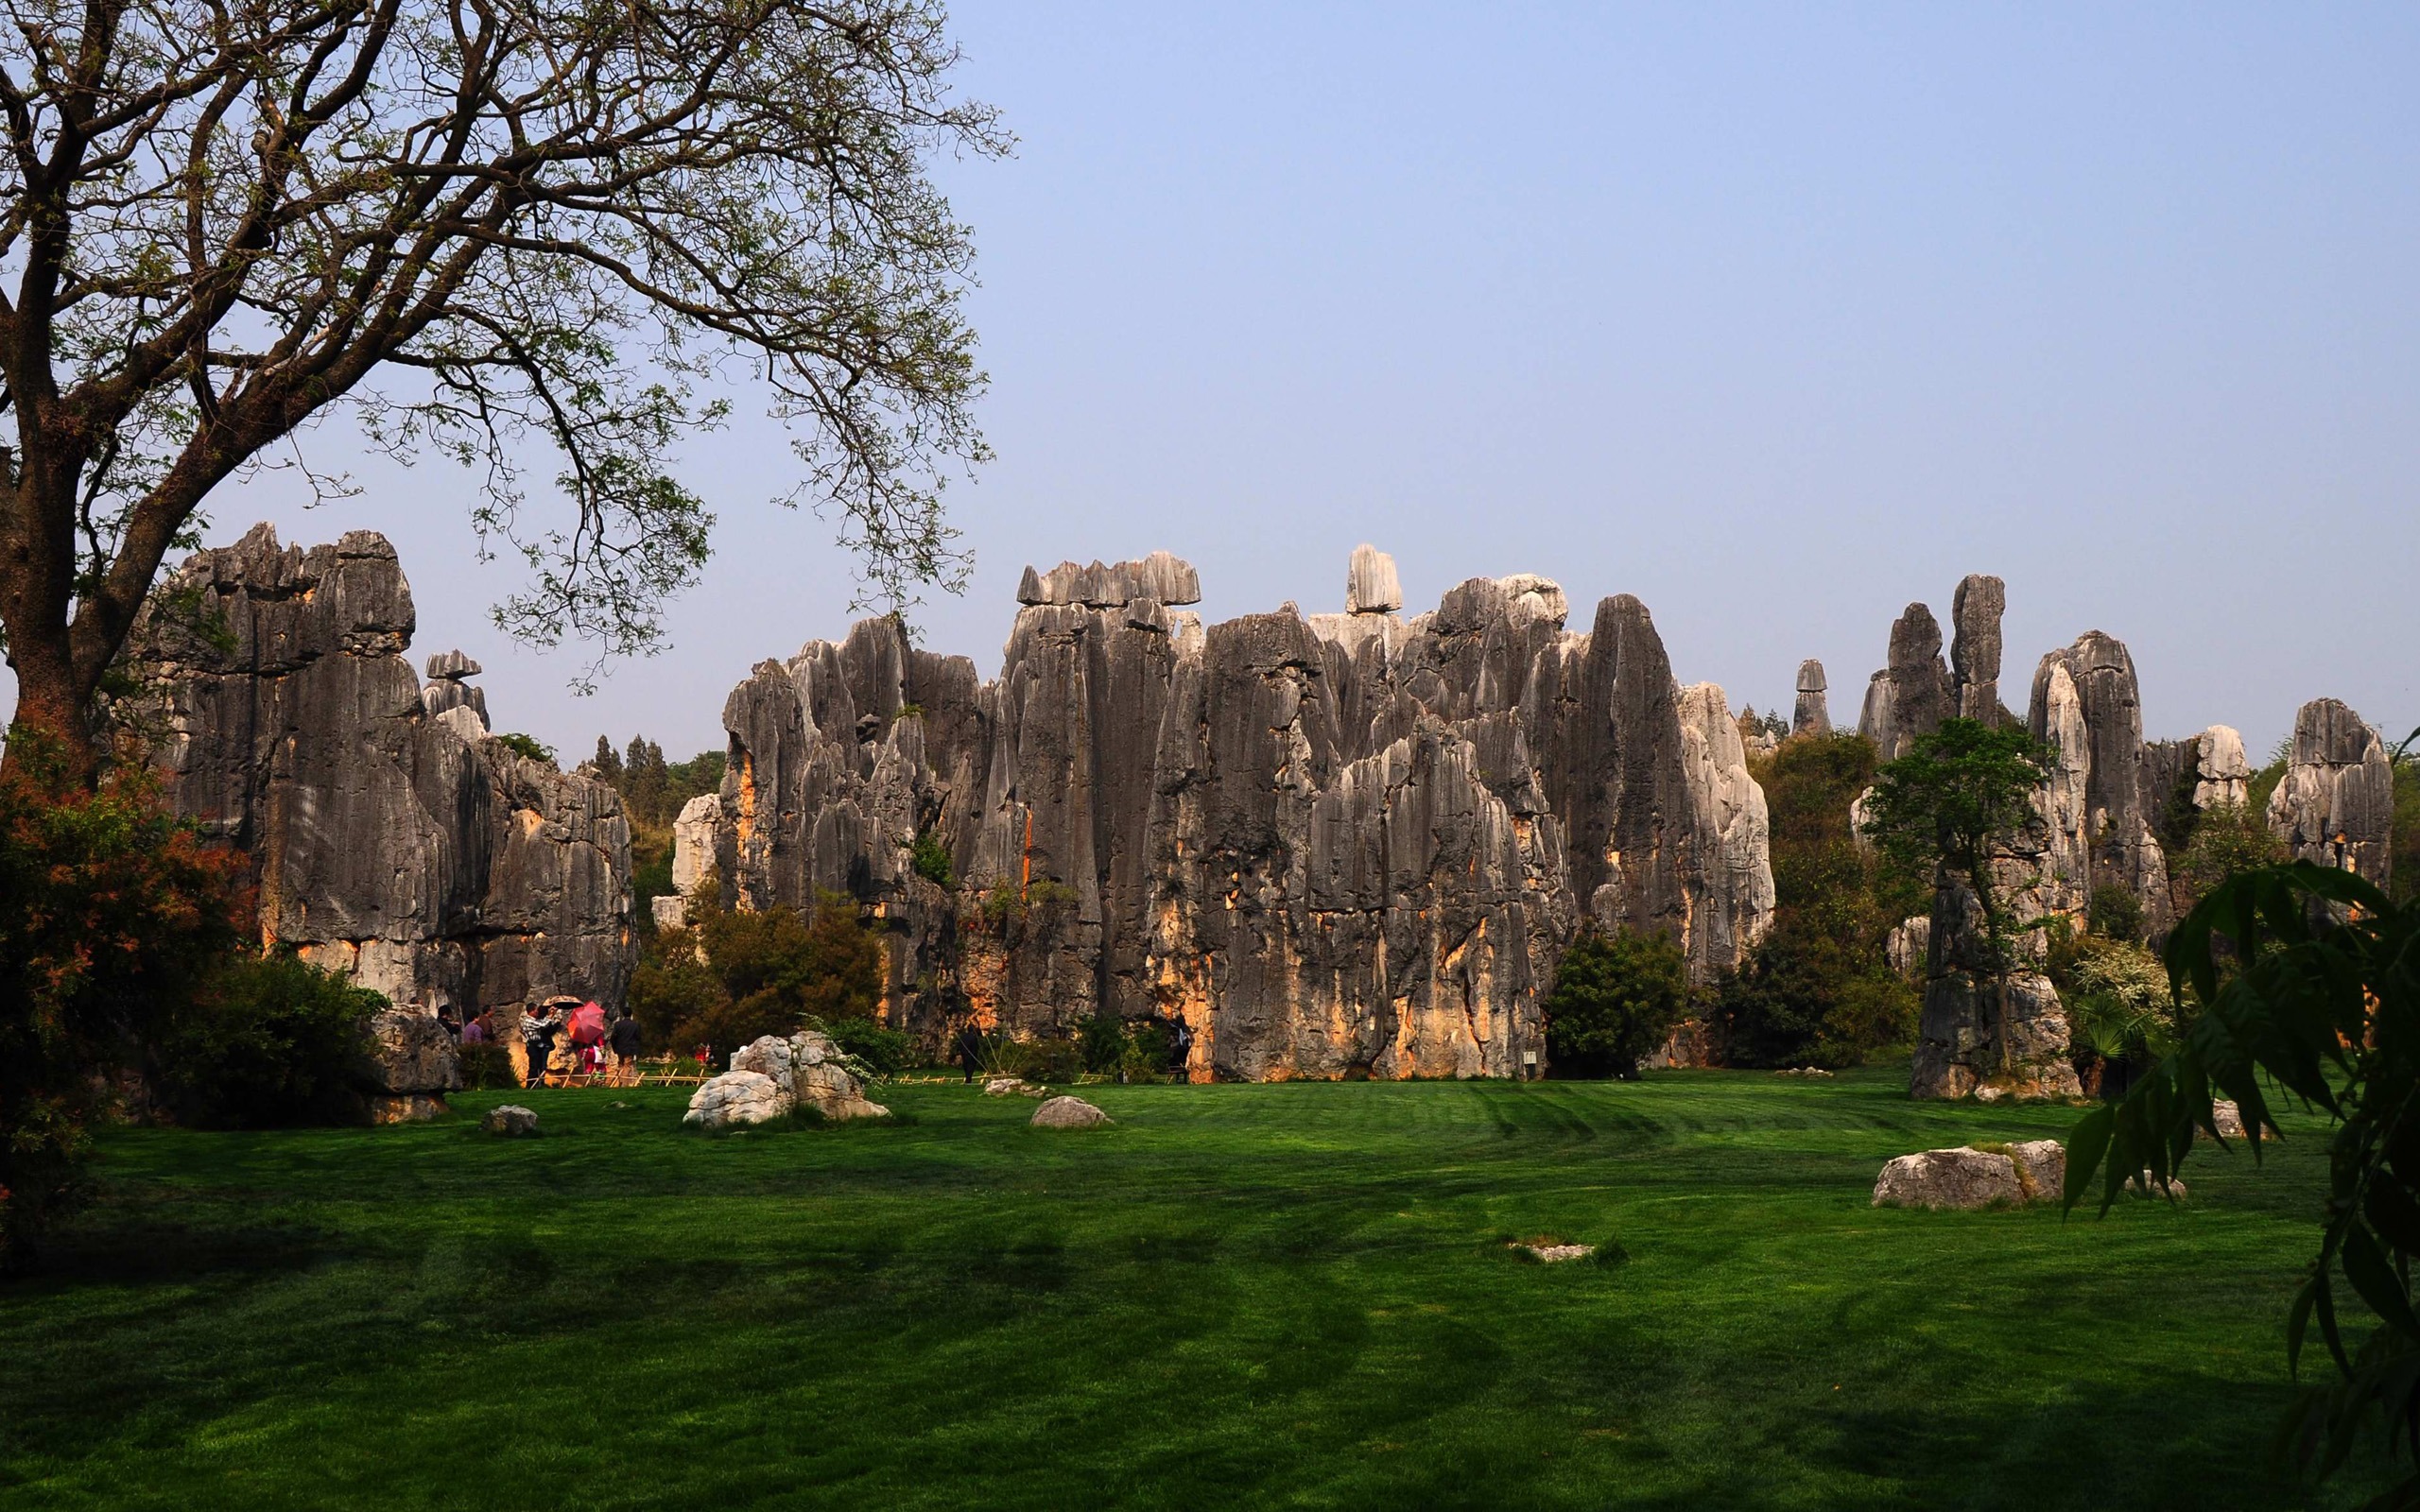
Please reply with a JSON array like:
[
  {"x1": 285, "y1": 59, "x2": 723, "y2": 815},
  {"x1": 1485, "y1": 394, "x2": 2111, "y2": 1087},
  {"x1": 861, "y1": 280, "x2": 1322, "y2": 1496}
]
[{"x1": 567, "y1": 1001, "x2": 608, "y2": 1046}]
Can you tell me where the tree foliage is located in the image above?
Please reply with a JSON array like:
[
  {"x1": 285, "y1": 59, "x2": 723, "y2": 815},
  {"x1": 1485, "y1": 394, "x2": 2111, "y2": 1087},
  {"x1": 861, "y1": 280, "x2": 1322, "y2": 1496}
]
[
  {"x1": 1544, "y1": 927, "x2": 1688, "y2": 1080},
  {"x1": 2065, "y1": 863, "x2": 2420, "y2": 1501},
  {"x1": 151, "y1": 950, "x2": 387, "y2": 1128},
  {"x1": 1718, "y1": 731, "x2": 1925, "y2": 1067},
  {"x1": 0, "y1": 735, "x2": 243, "y2": 1265},
  {"x1": 628, "y1": 891, "x2": 882, "y2": 1055},
  {"x1": 0, "y1": 0, "x2": 1005, "y2": 776},
  {"x1": 1860, "y1": 718, "x2": 2054, "y2": 1074}
]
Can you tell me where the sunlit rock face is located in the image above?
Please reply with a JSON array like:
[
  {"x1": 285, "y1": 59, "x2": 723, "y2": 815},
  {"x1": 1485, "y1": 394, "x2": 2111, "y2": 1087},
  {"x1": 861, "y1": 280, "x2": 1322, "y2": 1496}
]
[
  {"x1": 127, "y1": 524, "x2": 634, "y2": 1027},
  {"x1": 2267, "y1": 698, "x2": 2395, "y2": 887},
  {"x1": 704, "y1": 549, "x2": 1774, "y2": 1080}
]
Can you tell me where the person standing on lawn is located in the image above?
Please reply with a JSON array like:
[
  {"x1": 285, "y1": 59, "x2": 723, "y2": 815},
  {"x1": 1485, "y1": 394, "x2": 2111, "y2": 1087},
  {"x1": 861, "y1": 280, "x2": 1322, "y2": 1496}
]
[
  {"x1": 609, "y1": 1011, "x2": 644, "y2": 1087},
  {"x1": 955, "y1": 1022, "x2": 984, "y2": 1083},
  {"x1": 522, "y1": 1004, "x2": 560, "y2": 1090}
]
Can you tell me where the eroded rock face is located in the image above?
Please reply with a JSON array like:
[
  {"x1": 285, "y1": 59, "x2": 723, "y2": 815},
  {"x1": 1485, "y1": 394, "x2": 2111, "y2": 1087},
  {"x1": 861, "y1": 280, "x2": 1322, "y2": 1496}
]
[
  {"x1": 712, "y1": 548, "x2": 1773, "y2": 1081},
  {"x1": 2028, "y1": 631, "x2": 2170, "y2": 938},
  {"x1": 1858, "y1": 603, "x2": 1952, "y2": 761},
  {"x1": 366, "y1": 1009, "x2": 462, "y2": 1094},
  {"x1": 1949, "y1": 575, "x2": 2008, "y2": 723},
  {"x1": 127, "y1": 525, "x2": 636, "y2": 1029},
  {"x1": 2268, "y1": 698, "x2": 2395, "y2": 887},
  {"x1": 1792, "y1": 660, "x2": 1830, "y2": 735},
  {"x1": 1677, "y1": 683, "x2": 1775, "y2": 978}
]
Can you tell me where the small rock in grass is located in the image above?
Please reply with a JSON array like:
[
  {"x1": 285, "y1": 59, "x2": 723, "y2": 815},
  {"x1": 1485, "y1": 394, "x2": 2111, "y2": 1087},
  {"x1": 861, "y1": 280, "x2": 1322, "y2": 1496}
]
[
  {"x1": 985, "y1": 1076, "x2": 1046, "y2": 1098},
  {"x1": 1031, "y1": 1095, "x2": 1111, "y2": 1129},
  {"x1": 483, "y1": 1105, "x2": 539, "y2": 1137},
  {"x1": 2126, "y1": 1171, "x2": 2187, "y2": 1200},
  {"x1": 1513, "y1": 1243, "x2": 1596, "y2": 1263}
]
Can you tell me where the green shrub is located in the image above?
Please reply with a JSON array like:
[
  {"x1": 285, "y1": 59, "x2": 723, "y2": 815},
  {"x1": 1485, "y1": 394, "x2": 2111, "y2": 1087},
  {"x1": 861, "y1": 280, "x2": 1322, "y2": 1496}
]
[
  {"x1": 2063, "y1": 937, "x2": 2175, "y2": 1063},
  {"x1": 1544, "y1": 927, "x2": 1689, "y2": 1080},
  {"x1": 2086, "y1": 884, "x2": 2144, "y2": 944},
  {"x1": 986, "y1": 1035, "x2": 1083, "y2": 1084},
  {"x1": 153, "y1": 951, "x2": 387, "y2": 1128},
  {"x1": 909, "y1": 829, "x2": 954, "y2": 888},
  {"x1": 492, "y1": 731, "x2": 556, "y2": 765},
  {"x1": 1078, "y1": 1009, "x2": 1130, "y2": 1074},
  {"x1": 458, "y1": 1040, "x2": 519, "y2": 1091},
  {"x1": 2167, "y1": 802, "x2": 2287, "y2": 916},
  {"x1": 824, "y1": 1018, "x2": 915, "y2": 1078}
]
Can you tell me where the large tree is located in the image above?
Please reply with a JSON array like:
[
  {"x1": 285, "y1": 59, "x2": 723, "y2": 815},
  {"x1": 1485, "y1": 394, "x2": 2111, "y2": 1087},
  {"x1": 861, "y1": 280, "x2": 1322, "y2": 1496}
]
[
  {"x1": 0, "y1": 0, "x2": 1004, "y2": 782},
  {"x1": 1859, "y1": 716, "x2": 2055, "y2": 1073}
]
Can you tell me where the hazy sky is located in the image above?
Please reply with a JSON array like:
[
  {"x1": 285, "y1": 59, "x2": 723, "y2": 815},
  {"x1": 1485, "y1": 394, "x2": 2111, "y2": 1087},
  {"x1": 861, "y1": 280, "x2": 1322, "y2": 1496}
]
[{"x1": 12, "y1": 4, "x2": 2417, "y2": 762}]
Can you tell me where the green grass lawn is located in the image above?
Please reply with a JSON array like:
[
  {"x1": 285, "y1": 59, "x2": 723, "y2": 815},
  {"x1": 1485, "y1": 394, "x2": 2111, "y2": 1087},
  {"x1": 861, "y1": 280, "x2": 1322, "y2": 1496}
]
[{"x1": 0, "y1": 1066, "x2": 2396, "y2": 1510}]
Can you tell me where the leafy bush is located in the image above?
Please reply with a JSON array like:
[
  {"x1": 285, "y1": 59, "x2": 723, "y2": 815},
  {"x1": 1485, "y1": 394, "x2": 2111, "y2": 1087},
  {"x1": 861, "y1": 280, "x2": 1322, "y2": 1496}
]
[
  {"x1": 824, "y1": 1018, "x2": 915, "y2": 1078},
  {"x1": 2086, "y1": 884, "x2": 2145, "y2": 945},
  {"x1": 910, "y1": 829, "x2": 954, "y2": 888},
  {"x1": 154, "y1": 952, "x2": 387, "y2": 1128},
  {"x1": 2061, "y1": 937, "x2": 2173, "y2": 1063},
  {"x1": 0, "y1": 744, "x2": 246, "y2": 1266},
  {"x1": 1544, "y1": 927, "x2": 1688, "y2": 1079},
  {"x1": 458, "y1": 1039, "x2": 519, "y2": 1091},
  {"x1": 491, "y1": 731, "x2": 556, "y2": 765},
  {"x1": 628, "y1": 891, "x2": 885, "y2": 1057},
  {"x1": 2167, "y1": 801, "x2": 2288, "y2": 917},
  {"x1": 984, "y1": 1035, "x2": 1083, "y2": 1084},
  {"x1": 973, "y1": 877, "x2": 1080, "y2": 942},
  {"x1": 1079, "y1": 1009, "x2": 1130, "y2": 1073}
]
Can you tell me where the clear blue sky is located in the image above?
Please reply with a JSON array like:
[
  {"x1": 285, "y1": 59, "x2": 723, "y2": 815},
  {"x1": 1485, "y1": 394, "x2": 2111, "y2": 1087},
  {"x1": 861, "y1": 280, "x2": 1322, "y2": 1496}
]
[{"x1": 16, "y1": 3, "x2": 2418, "y2": 761}]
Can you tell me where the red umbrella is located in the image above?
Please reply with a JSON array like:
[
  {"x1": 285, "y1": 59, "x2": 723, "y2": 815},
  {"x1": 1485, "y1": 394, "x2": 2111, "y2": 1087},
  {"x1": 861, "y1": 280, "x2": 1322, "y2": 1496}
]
[{"x1": 567, "y1": 1001, "x2": 608, "y2": 1046}]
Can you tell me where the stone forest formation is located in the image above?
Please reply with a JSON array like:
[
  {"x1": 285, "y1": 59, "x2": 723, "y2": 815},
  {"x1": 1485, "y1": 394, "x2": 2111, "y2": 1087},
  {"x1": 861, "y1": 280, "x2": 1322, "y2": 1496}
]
[{"x1": 123, "y1": 526, "x2": 2397, "y2": 1095}]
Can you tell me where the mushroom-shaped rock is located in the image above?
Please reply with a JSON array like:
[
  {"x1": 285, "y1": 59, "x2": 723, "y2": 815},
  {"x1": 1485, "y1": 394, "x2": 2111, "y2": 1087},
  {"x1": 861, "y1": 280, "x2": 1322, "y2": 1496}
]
[
  {"x1": 1346, "y1": 543, "x2": 1403, "y2": 614},
  {"x1": 1030, "y1": 1095, "x2": 1112, "y2": 1129},
  {"x1": 1792, "y1": 659, "x2": 1830, "y2": 734},
  {"x1": 426, "y1": 648, "x2": 483, "y2": 681},
  {"x1": 483, "y1": 1104, "x2": 540, "y2": 1137},
  {"x1": 683, "y1": 1070, "x2": 789, "y2": 1128}
]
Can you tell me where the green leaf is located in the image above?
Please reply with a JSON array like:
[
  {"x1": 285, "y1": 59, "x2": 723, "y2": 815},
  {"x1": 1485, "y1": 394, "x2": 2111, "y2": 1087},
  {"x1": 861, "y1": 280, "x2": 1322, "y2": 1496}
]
[
  {"x1": 2339, "y1": 1223, "x2": 2420, "y2": 1339},
  {"x1": 2064, "y1": 1104, "x2": 2114, "y2": 1213}
]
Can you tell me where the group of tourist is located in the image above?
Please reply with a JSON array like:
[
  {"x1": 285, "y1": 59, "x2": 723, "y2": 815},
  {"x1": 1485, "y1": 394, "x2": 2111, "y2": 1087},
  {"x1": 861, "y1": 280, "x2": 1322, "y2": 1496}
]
[{"x1": 443, "y1": 1000, "x2": 648, "y2": 1088}]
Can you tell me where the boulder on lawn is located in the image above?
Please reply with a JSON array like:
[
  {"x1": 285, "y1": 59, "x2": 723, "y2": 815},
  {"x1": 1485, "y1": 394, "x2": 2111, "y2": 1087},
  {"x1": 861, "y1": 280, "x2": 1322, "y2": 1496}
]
[
  {"x1": 370, "y1": 1094, "x2": 448, "y2": 1125},
  {"x1": 1031, "y1": 1095, "x2": 1112, "y2": 1129},
  {"x1": 483, "y1": 1104, "x2": 540, "y2": 1137},
  {"x1": 366, "y1": 1008, "x2": 463, "y2": 1094},
  {"x1": 683, "y1": 1070, "x2": 788, "y2": 1129},
  {"x1": 1873, "y1": 1146, "x2": 2025, "y2": 1210},
  {"x1": 2006, "y1": 1139, "x2": 2066, "y2": 1199},
  {"x1": 984, "y1": 1076, "x2": 1046, "y2": 1098},
  {"x1": 796, "y1": 1059, "x2": 890, "y2": 1121},
  {"x1": 2203, "y1": 1100, "x2": 2276, "y2": 1142}
]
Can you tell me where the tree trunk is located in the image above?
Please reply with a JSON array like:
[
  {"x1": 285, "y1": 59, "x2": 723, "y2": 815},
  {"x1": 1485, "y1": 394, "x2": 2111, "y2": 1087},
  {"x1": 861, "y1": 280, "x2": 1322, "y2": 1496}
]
[{"x1": 0, "y1": 601, "x2": 100, "y2": 793}]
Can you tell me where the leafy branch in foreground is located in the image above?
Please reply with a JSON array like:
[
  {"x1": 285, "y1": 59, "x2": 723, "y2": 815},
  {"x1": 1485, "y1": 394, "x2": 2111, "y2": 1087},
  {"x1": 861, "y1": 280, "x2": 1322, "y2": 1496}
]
[{"x1": 2063, "y1": 861, "x2": 2419, "y2": 1502}]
